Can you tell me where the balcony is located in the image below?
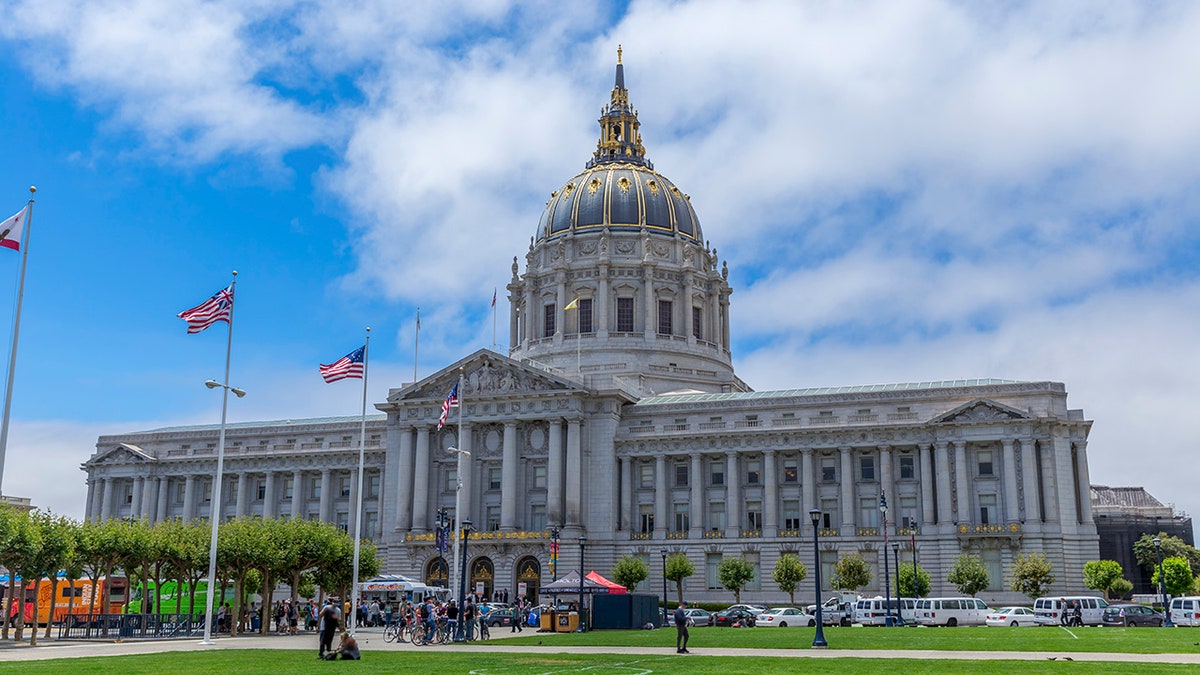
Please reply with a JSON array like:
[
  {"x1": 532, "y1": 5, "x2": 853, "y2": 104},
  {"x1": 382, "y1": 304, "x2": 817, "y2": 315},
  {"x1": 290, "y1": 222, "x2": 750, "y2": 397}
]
[
  {"x1": 739, "y1": 529, "x2": 762, "y2": 539},
  {"x1": 702, "y1": 530, "x2": 725, "y2": 539},
  {"x1": 818, "y1": 528, "x2": 840, "y2": 537},
  {"x1": 856, "y1": 527, "x2": 880, "y2": 537},
  {"x1": 630, "y1": 532, "x2": 652, "y2": 541},
  {"x1": 666, "y1": 531, "x2": 688, "y2": 540},
  {"x1": 958, "y1": 522, "x2": 1021, "y2": 535}
]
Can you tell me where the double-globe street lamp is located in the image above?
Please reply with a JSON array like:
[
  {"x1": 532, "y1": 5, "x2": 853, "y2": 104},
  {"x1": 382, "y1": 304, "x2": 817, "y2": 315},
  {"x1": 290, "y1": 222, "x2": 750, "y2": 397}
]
[
  {"x1": 660, "y1": 548, "x2": 669, "y2": 626},
  {"x1": 809, "y1": 508, "x2": 828, "y2": 649},
  {"x1": 1154, "y1": 537, "x2": 1174, "y2": 627},
  {"x1": 879, "y1": 490, "x2": 893, "y2": 627},
  {"x1": 577, "y1": 536, "x2": 587, "y2": 632},
  {"x1": 892, "y1": 540, "x2": 902, "y2": 624},
  {"x1": 456, "y1": 520, "x2": 474, "y2": 641},
  {"x1": 201, "y1": 378, "x2": 244, "y2": 646}
]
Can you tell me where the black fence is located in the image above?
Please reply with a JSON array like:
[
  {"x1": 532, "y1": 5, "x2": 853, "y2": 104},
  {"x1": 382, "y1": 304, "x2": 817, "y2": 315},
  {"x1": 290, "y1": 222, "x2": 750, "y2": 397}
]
[{"x1": 57, "y1": 613, "x2": 208, "y2": 640}]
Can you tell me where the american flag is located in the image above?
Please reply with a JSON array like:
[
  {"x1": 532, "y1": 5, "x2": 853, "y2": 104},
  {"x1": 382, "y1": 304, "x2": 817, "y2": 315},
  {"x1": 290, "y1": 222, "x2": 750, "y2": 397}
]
[
  {"x1": 177, "y1": 285, "x2": 234, "y2": 334},
  {"x1": 319, "y1": 345, "x2": 366, "y2": 383},
  {"x1": 437, "y1": 382, "x2": 459, "y2": 430}
]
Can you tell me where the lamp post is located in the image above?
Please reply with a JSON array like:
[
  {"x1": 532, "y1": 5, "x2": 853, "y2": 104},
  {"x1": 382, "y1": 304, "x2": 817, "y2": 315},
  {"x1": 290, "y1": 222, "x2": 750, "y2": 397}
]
[
  {"x1": 910, "y1": 522, "x2": 919, "y2": 608},
  {"x1": 549, "y1": 526, "x2": 560, "y2": 608},
  {"x1": 809, "y1": 508, "x2": 828, "y2": 648},
  {"x1": 1154, "y1": 537, "x2": 1174, "y2": 627},
  {"x1": 448, "y1": 445, "x2": 470, "y2": 612},
  {"x1": 456, "y1": 520, "x2": 473, "y2": 641},
  {"x1": 577, "y1": 536, "x2": 587, "y2": 632},
  {"x1": 660, "y1": 548, "x2": 669, "y2": 626},
  {"x1": 892, "y1": 541, "x2": 902, "y2": 625},
  {"x1": 879, "y1": 490, "x2": 892, "y2": 627},
  {"x1": 200, "y1": 377, "x2": 244, "y2": 645}
]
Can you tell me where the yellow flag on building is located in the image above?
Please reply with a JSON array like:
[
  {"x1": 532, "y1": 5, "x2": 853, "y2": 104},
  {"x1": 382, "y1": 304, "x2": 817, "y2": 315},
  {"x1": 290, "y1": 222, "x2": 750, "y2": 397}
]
[{"x1": 564, "y1": 298, "x2": 579, "y2": 310}]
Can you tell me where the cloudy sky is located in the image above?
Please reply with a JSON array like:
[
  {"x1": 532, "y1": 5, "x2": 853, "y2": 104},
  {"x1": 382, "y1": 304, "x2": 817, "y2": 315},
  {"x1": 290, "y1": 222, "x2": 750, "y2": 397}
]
[{"x1": 1, "y1": 0, "x2": 1197, "y2": 529}]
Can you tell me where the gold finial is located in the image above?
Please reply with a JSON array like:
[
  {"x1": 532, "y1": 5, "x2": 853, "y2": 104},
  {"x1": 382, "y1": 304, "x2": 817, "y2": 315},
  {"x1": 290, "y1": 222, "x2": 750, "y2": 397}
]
[{"x1": 617, "y1": 45, "x2": 622, "y2": 64}]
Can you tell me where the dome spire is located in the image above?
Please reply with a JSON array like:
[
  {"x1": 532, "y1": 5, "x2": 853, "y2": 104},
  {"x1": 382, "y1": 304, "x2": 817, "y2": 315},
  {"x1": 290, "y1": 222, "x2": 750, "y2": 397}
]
[{"x1": 587, "y1": 46, "x2": 649, "y2": 169}]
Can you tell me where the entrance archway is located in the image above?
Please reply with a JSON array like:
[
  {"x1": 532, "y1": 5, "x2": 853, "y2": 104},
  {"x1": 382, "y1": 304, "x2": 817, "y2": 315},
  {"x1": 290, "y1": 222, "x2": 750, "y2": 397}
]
[
  {"x1": 424, "y1": 557, "x2": 448, "y2": 590},
  {"x1": 515, "y1": 555, "x2": 541, "y2": 602},
  {"x1": 469, "y1": 557, "x2": 494, "y2": 601}
]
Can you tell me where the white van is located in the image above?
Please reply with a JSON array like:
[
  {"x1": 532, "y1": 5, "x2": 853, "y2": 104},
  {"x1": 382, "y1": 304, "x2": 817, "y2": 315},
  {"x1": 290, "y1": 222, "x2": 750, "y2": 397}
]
[
  {"x1": 1169, "y1": 596, "x2": 1200, "y2": 627},
  {"x1": 1033, "y1": 596, "x2": 1109, "y2": 626},
  {"x1": 853, "y1": 596, "x2": 916, "y2": 625},
  {"x1": 912, "y1": 597, "x2": 990, "y2": 627}
]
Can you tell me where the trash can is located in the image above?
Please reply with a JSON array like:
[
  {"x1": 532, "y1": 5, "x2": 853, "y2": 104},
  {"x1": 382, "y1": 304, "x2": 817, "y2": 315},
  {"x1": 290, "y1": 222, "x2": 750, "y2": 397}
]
[
  {"x1": 556, "y1": 611, "x2": 579, "y2": 632},
  {"x1": 540, "y1": 609, "x2": 555, "y2": 632}
]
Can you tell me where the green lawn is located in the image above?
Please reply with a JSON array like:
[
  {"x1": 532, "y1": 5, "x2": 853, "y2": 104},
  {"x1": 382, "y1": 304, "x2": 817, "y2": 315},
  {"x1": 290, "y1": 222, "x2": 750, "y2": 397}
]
[
  {"x1": 501, "y1": 624, "x2": 1200, "y2": 654},
  {"x1": 0, "y1": 651, "x2": 1195, "y2": 675}
]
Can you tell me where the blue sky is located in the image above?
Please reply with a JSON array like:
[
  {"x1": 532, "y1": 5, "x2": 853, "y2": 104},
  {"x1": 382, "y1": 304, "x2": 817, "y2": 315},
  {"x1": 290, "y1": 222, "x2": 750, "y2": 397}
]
[{"x1": 1, "y1": 0, "x2": 1199, "y2": 529}]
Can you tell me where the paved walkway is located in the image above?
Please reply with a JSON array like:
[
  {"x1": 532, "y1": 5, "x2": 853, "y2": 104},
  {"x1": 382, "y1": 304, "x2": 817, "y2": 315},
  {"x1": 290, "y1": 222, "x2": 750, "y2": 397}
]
[{"x1": 1, "y1": 628, "x2": 1199, "y2": 665}]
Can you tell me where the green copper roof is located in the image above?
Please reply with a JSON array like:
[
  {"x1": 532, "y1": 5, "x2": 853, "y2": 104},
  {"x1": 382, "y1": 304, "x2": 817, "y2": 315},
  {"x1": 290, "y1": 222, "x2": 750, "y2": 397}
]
[
  {"x1": 635, "y1": 379, "x2": 1023, "y2": 406},
  {"x1": 142, "y1": 414, "x2": 387, "y2": 434}
]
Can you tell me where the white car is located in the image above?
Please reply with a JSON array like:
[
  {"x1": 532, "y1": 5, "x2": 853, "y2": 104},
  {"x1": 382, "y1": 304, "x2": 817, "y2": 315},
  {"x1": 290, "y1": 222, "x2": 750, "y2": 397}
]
[
  {"x1": 755, "y1": 607, "x2": 816, "y2": 628},
  {"x1": 985, "y1": 606, "x2": 1037, "y2": 627}
]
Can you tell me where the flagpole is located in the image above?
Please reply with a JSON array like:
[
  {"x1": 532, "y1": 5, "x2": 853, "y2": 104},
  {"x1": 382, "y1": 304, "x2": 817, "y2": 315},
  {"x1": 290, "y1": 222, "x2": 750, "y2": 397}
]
[
  {"x1": 413, "y1": 308, "x2": 420, "y2": 384},
  {"x1": 492, "y1": 288, "x2": 497, "y2": 351},
  {"x1": 349, "y1": 327, "x2": 370, "y2": 635},
  {"x1": 0, "y1": 186, "x2": 35, "y2": 498},
  {"x1": 202, "y1": 270, "x2": 237, "y2": 645},
  {"x1": 450, "y1": 367, "x2": 465, "y2": 612}
]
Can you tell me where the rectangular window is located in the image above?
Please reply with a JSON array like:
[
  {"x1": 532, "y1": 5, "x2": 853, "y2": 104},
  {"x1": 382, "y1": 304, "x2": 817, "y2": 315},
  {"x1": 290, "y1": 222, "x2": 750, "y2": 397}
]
[
  {"x1": 673, "y1": 503, "x2": 690, "y2": 532},
  {"x1": 364, "y1": 511, "x2": 379, "y2": 541},
  {"x1": 900, "y1": 495, "x2": 918, "y2": 529},
  {"x1": 530, "y1": 504, "x2": 547, "y2": 532},
  {"x1": 821, "y1": 498, "x2": 838, "y2": 529},
  {"x1": 860, "y1": 497, "x2": 879, "y2": 528},
  {"x1": 639, "y1": 463, "x2": 654, "y2": 488},
  {"x1": 336, "y1": 512, "x2": 348, "y2": 533},
  {"x1": 638, "y1": 504, "x2": 654, "y2": 533},
  {"x1": 340, "y1": 475, "x2": 351, "y2": 498},
  {"x1": 616, "y1": 297, "x2": 635, "y2": 332},
  {"x1": 981, "y1": 548, "x2": 1002, "y2": 591},
  {"x1": 674, "y1": 464, "x2": 689, "y2": 487},
  {"x1": 820, "y1": 551, "x2": 837, "y2": 590},
  {"x1": 860, "y1": 456, "x2": 875, "y2": 481},
  {"x1": 978, "y1": 450, "x2": 994, "y2": 477},
  {"x1": 445, "y1": 468, "x2": 458, "y2": 493},
  {"x1": 899, "y1": 455, "x2": 915, "y2": 480},
  {"x1": 709, "y1": 502, "x2": 726, "y2": 531},
  {"x1": 543, "y1": 303, "x2": 555, "y2": 337},
  {"x1": 783, "y1": 499, "x2": 801, "y2": 529},
  {"x1": 711, "y1": 463, "x2": 725, "y2": 486},
  {"x1": 783, "y1": 461, "x2": 798, "y2": 483},
  {"x1": 657, "y1": 300, "x2": 673, "y2": 335},
  {"x1": 532, "y1": 465, "x2": 547, "y2": 489},
  {"x1": 578, "y1": 298, "x2": 593, "y2": 333},
  {"x1": 486, "y1": 505, "x2": 501, "y2": 531},
  {"x1": 256, "y1": 479, "x2": 266, "y2": 501},
  {"x1": 980, "y1": 494, "x2": 997, "y2": 525},
  {"x1": 488, "y1": 467, "x2": 502, "y2": 491},
  {"x1": 746, "y1": 459, "x2": 761, "y2": 485},
  {"x1": 310, "y1": 479, "x2": 321, "y2": 500},
  {"x1": 201, "y1": 479, "x2": 212, "y2": 504},
  {"x1": 746, "y1": 502, "x2": 762, "y2": 531},
  {"x1": 692, "y1": 306, "x2": 703, "y2": 339},
  {"x1": 821, "y1": 458, "x2": 836, "y2": 482},
  {"x1": 367, "y1": 473, "x2": 380, "y2": 499},
  {"x1": 706, "y1": 553, "x2": 723, "y2": 590}
]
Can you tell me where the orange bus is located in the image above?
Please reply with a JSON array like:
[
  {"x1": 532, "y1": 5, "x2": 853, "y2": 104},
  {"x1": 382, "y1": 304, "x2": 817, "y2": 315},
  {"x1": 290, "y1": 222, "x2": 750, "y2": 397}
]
[{"x1": 3, "y1": 576, "x2": 127, "y2": 626}]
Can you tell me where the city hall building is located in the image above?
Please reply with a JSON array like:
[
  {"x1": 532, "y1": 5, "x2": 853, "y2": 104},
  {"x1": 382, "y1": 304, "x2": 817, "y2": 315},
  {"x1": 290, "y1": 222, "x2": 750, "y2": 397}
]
[{"x1": 82, "y1": 55, "x2": 1099, "y2": 605}]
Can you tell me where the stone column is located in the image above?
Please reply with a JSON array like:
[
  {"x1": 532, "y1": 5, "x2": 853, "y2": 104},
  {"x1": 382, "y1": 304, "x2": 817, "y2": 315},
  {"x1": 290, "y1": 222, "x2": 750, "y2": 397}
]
[
  {"x1": 919, "y1": 444, "x2": 935, "y2": 526},
  {"x1": 156, "y1": 478, "x2": 169, "y2": 523},
  {"x1": 763, "y1": 450, "x2": 778, "y2": 536},
  {"x1": 839, "y1": 447, "x2": 854, "y2": 534},
  {"x1": 412, "y1": 427, "x2": 430, "y2": 532},
  {"x1": 500, "y1": 422, "x2": 518, "y2": 531},
  {"x1": 132, "y1": 476, "x2": 144, "y2": 519},
  {"x1": 320, "y1": 469, "x2": 333, "y2": 524},
  {"x1": 689, "y1": 453, "x2": 704, "y2": 538},
  {"x1": 547, "y1": 419, "x2": 564, "y2": 527},
  {"x1": 523, "y1": 283, "x2": 536, "y2": 343},
  {"x1": 708, "y1": 291, "x2": 720, "y2": 347},
  {"x1": 508, "y1": 287, "x2": 520, "y2": 347},
  {"x1": 85, "y1": 479, "x2": 97, "y2": 521},
  {"x1": 393, "y1": 428, "x2": 413, "y2": 531},
  {"x1": 879, "y1": 446, "x2": 894, "y2": 532},
  {"x1": 720, "y1": 295, "x2": 731, "y2": 351},
  {"x1": 459, "y1": 422, "x2": 474, "y2": 523},
  {"x1": 619, "y1": 456, "x2": 633, "y2": 531},
  {"x1": 1050, "y1": 431, "x2": 1076, "y2": 525},
  {"x1": 643, "y1": 269, "x2": 656, "y2": 338},
  {"x1": 291, "y1": 470, "x2": 303, "y2": 518},
  {"x1": 725, "y1": 452, "x2": 740, "y2": 537},
  {"x1": 1021, "y1": 439, "x2": 1039, "y2": 521},
  {"x1": 1041, "y1": 434, "x2": 1063, "y2": 523},
  {"x1": 565, "y1": 418, "x2": 582, "y2": 528},
  {"x1": 182, "y1": 475, "x2": 195, "y2": 522},
  {"x1": 934, "y1": 442, "x2": 951, "y2": 526},
  {"x1": 801, "y1": 448, "x2": 816, "y2": 512},
  {"x1": 142, "y1": 477, "x2": 157, "y2": 521},
  {"x1": 597, "y1": 265, "x2": 610, "y2": 337},
  {"x1": 97, "y1": 477, "x2": 111, "y2": 520},
  {"x1": 263, "y1": 471, "x2": 277, "y2": 519},
  {"x1": 555, "y1": 272, "x2": 567, "y2": 339},
  {"x1": 1074, "y1": 440, "x2": 1093, "y2": 524},
  {"x1": 654, "y1": 454, "x2": 668, "y2": 537},
  {"x1": 953, "y1": 441, "x2": 970, "y2": 523},
  {"x1": 235, "y1": 473, "x2": 248, "y2": 518},
  {"x1": 1002, "y1": 439, "x2": 1020, "y2": 523}
]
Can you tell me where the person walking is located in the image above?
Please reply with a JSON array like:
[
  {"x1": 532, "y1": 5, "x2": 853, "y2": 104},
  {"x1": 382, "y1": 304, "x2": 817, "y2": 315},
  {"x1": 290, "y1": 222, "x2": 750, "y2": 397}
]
[
  {"x1": 511, "y1": 597, "x2": 525, "y2": 633},
  {"x1": 673, "y1": 601, "x2": 690, "y2": 654},
  {"x1": 318, "y1": 597, "x2": 341, "y2": 659}
]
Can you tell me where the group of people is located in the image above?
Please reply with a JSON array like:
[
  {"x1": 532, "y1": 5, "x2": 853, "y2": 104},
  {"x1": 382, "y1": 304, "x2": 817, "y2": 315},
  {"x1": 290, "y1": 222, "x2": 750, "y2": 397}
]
[{"x1": 1060, "y1": 599, "x2": 1084, "y2": 627}]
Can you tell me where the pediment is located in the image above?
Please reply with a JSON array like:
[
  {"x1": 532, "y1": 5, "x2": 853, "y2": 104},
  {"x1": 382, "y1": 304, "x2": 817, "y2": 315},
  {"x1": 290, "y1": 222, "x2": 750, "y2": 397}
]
[
  {"x1": 84, "y1": 443, "x2": 156, "y2": 467},
  {"x1": 388, "y1": 349, "x2": 583, "y2": 404},
  {"x1": 931, "y1": 399, "x2": 1032, "y2": 424}
]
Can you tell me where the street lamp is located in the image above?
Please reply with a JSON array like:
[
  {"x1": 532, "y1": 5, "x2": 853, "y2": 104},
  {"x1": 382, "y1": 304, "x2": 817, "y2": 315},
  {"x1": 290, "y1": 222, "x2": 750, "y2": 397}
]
[
  {"x1": 577, "y1": 536, "x2": 588, "y2": 632},
  {"x1": 1154, "y1": 537, "x2": 1174, "y2": 627},
  {"x1": 200, "y1": 376, "x2": 244, "y2": 646},
  {"x1": 448, "y1": 445, "x2": 470, "y2": 617},
  {"x1": 910, "y1": 522, "x2": 919, "y2": 610},
  {"x1": 809, "y1": 508, "x2": 828, "y2": 648},
  {"x1": 549, "y1": 526, "x2": 560, "y2": 608},
  {"x1": 892, "y1": 541, "x2": 902, "y2": 625},
  {"x1": 660, "y1": 548, "x2": 669, "y2": 626},
  {"x1": 879, "y1": 490, "x2": 892, "y2": 627},
  {"x1": 456, "y1": 520, "x2": 473, "y2": 641}
]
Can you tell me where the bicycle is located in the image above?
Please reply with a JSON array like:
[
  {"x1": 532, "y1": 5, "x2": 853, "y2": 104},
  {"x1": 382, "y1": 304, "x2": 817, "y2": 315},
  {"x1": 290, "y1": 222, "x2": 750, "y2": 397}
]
[{"x1": 382, "y1": 617, "x2": 402, "y2": 644}]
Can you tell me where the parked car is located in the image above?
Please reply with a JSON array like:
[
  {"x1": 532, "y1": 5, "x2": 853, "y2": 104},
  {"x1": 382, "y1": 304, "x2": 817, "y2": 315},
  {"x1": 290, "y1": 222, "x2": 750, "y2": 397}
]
[
  {"x1": 713, "y1": 608, "x2": 757, "y2": 627},
  {"x1": 1033, "y1": 596, "x2": 1109, "y2": 626},
  {"x1": 756, "y1": 607, "x2": 816, "y2": 628},
  {"x1": 857, "y1": 596, "x2": 918, "y2": 626},
  {"x1": 726, "y1": 603, "x2": 768, "y2": 615},
  {"x1": 1169, "y1": 596, "x2": 1200, "y2": 627},
  {"x1": 985, "y1": 606, "x2": 1038, "y2": 627},
  {"x1": 1102, "y1": 604, "x2": 1165, "y2": 627},
  {"x1": 484, "y1": 608, "x2": 515, "y2": 627},
  {"x1": 807, "y1": 594, "x2": 857, "y2": 626},
  {"x1": 912, "y1": 597, "x2": 990, "y2": 627},
  {"x1": 663, "y1": 607, "x2": 712, "y2": 627}
]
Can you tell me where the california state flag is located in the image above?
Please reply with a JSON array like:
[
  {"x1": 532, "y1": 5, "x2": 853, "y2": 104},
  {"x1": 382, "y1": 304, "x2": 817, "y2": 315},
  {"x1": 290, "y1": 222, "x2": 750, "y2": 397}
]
[{"x1": 0, "y1": 206, "x2": 26, "y2": 251}]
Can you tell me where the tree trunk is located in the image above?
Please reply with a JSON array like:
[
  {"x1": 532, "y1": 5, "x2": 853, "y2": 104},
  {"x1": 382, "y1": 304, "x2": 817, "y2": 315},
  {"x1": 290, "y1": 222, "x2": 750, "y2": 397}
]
[
  {"x1": 29, "y1": 576, "x2": 40, "y2": 646},
  {"x1": 4, "y1": 576, "x2": 15, "y2": 641},
  {"x1": 230, "y1": 576, "x2": 242, "y2": 637},
  {"x1": 674, "y1": 580, "x2": 684, "y2": 604},
  {"x1": 66, "y1": 579, "x2": 77, "y2": 628},
  {"x1": 44, "y1": 576, "x2": 60, "y2": 639},
  {"x1": 259, "y1": 568, "x2": 273, "y2": 635},
  {"x1": 100, "y1": 568, "x2": 111, "y2": 615}
]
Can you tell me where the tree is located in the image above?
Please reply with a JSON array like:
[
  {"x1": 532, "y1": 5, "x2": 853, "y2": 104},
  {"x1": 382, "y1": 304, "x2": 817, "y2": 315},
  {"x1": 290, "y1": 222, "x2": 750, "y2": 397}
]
[
  {"x1": 664, "y1": 553, "x2": 695, "y2": 604},
  {"x1": 1108, "y1": 577, "x2": 1133, "y2": 600},
  {"x1": 1010, "y1": 552, "x2": 1056, "y2": 601},
  {"x1": 0, "y1": 507, "x2": 40, "y2": 642},
  {"x1": 28, "y1": 512, "x2": 77, "y2": 645},
  {"x1": 611, "y1": 555, "x2": 649, "y2": 592},
  {"x1": 1133, "y1": 533, "x2": 1200, "y2": 578},
  {"x1": 772, "y1": 553, "x2": 808, "y2": 605},
  {"x1": 1152, "y1": 556, "x2": 1194, "y2": 597},
  {"x1": 947, "y1": 554, "x2": 989, "y2": 597},
  {"x1": 1082, "y1": 560, "x2": 1124, "y2": 600},
  {"x1": 831, "y1": 553, "x2": 871, "y2": 592},
  {"x1": 717, "y1": 557, "x2": 755, "y2": 604},
  {"x1": 897, "y1": 562, "x2": 931, "y2": 598}
]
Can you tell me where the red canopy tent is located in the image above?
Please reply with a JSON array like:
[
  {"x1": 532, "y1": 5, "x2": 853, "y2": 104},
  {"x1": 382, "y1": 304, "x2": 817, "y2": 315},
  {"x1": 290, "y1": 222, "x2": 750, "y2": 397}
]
[{"x1": 585, "y1": 570, "x2": 627, "y2": 594}]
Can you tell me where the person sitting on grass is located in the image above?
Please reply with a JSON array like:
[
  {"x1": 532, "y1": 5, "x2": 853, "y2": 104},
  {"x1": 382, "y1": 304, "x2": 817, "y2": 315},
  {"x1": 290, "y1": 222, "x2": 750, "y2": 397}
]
[{"x1": 325, "y1": 631, "x2": 360, "y2": 660}]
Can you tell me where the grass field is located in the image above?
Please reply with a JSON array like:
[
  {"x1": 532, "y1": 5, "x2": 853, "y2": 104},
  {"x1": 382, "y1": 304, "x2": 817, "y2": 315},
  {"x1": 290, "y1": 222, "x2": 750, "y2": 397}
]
[
  {"x1": 0, "y1": 650, "x2": 1196, "y2": 675},
  {"x1": 502, "y1": 624, "x2": 1200, "y2": 654}
]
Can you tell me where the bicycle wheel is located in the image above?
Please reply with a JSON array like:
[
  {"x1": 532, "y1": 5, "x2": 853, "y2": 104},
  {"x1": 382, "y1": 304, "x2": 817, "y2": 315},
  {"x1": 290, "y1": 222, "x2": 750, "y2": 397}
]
[
  {"x1": 383, "y1": 623, "x2": 398, "y2": 643},
  {"x1": 479, "y1": 620, "x2": 490, "y2": 640}
]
